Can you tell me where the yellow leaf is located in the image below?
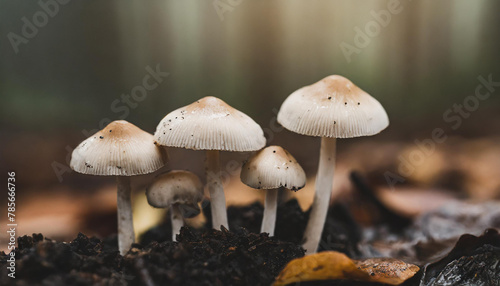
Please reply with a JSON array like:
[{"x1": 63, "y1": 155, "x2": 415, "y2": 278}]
[
  {"x1": 273, "y1": 251, "x2": 370, "y2": 285},
  {"x1": 274, "y1": 251, "x2": 419, "y2": 286}
]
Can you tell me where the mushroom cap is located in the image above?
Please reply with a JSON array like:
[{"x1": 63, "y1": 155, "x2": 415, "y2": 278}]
[
  {"x1": 240, "y1": 146, "x2": 306, "y2": 191},
  {"x1": 146, "y1": 170, "x2": 204, "y2": 208},
  {"x1": 154, "y1": 96, "x2": 266, "y2": 151},
  {"x1": 70, "y1": 120, "x2": 167, "y2": 176},
  {"x1": 277, "y1": 75, "x2": 389, "y2": 138}
]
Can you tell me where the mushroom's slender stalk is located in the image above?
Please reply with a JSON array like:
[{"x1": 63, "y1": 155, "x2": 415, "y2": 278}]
[
  {"x1": 116, "y1": 176, "x2": 135, "y2": 255},
  {"x1": 303, "y1": 137, "x2": 336, "y2": 254},
  {"x1": 261, "y1": 188, "x2": 278, "y2": 236},
  {"x1": 206, "y1": 150, "x2": 229, "y2": 230},
  {"x1": 170, "y1": 204, "x2": 184, "y2": 241}
]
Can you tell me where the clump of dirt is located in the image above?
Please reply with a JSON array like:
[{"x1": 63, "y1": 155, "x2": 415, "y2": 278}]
[
  {"x1": 142, "y1": 199, "x2": 361, "y2": 258},
  {"x1": 1, "y1": 233, "x2": 125, "y2": 286},
  {"x1": 0, "y1": 227, "x2": 303, "y2": 286},
  {"x1": 125, "y1": 227, "x2": 304, "y2": 285}
]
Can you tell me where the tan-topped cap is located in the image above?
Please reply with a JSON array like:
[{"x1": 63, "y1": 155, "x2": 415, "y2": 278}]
[
  {"x1": 277, "y1": 75, "x2": 389, "y2": 138},
  {"x1": 70, "y1": 120, "x2": 167, "y2": 176},
  {"x1": 154, "y1": 96, "x2": 266, "y2": 151},
  {"x1": 241, "y1": 146, "x2": 306, "y2": 191},
  {"x1": 146, "y1": 170, "x2": 203, "y2": 208}
]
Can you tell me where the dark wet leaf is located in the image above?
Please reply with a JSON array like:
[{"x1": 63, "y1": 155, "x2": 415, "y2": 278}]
[{"x1": 419, "y1": 228, "x2": 500, "y2": 286}]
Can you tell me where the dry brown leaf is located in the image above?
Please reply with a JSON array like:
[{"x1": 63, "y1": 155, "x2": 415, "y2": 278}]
[
  {"x1": 355, "y1": 258, "x2": 420, "y2": 285},
  {"x1": 274, "y1": 251, "x2": 419, "y2": 286}
]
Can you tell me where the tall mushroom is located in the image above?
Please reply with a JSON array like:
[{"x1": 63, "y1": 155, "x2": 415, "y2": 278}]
[
  {"x1": 70, "y1": 120, "x2": 168, "y2": 255},
  {"x1": 146, "y1": 170, "x2": 203, "y2": 241},
  {"x1": 277, "y1": 75, "x2": 389, "y2": 253},
  {"x1": 240, "y1": 146, "x2": 306, "y2": 236},
  {"x1": 154, "y1": 96, "x2": 266, "y2": 230}
]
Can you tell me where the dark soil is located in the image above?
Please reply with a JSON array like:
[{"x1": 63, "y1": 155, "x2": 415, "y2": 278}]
[
  {"x1": 0, "y1": 227, "x2": 303, "y2": 286},
  {"x1": 143, "y1": 198, "x2": 362, "y2": 258}
]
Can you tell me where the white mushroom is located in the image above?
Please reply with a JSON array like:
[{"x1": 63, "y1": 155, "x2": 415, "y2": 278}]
[
  {"x1": 278, "y1": 75, "x2": 389, "y2": 253},
  {"x1": 241, "y1": 146, "x2": 306, "y2": 236},
  {"x1": 146, "y1": 171, "x2": 203, "y2": 241},
  {"x1": 70, "y1": 120, "x2": 168, "y2": 255},
  {"x1": 154, "y1": 96, "x2": 265, "y2": 230}
]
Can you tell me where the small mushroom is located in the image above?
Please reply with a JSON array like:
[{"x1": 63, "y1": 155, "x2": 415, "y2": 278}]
[
  {"x1": 240, "y1": 146, "x2": 306, "y2": 236},
  {"x1": 70, "y1": 120, "x2": 168, "y2": 255},
  {"x1": 278, "y1": 75, "x2": 389, "y2": 253},
  {"x1": 146, "y1": 171, "x2": 203, "y2": 241},
  {"x1": 154, "y1": 96, "x2": 266, "y2": 230}
]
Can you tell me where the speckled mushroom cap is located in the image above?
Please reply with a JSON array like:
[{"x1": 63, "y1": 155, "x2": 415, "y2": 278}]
[
  {"x1": 70, "y1": 120, "x2": 167, "y2": 176},
  {"x1": 240, "y1": 146, "x2": 306, "y2": 191},
  {"x1": 154, "y1": 96, "x2": 266, "y2": 151},
  {"x1": 146, "y1": 171, "x2": 204, "y2": 208},
  {"x1": 277, "y1": 75, "x2": 389, "y2": 138}
]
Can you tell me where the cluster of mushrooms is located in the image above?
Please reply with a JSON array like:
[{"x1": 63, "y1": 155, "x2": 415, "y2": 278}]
[{"x1": 70, "y1": 75, "x2": 389, "y2": 255}]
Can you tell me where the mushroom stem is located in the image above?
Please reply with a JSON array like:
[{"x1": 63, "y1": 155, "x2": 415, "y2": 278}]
[
  {"x1": 261, "y1": 188, "x2": 278, "y2": 236},
  {"x1": 302, "y1": 137, "x2": 336, "y2": 254},
  {"x1": 170, "y1": 204, "x2": 184, "y2": 241},
  {"x1": 206, "y1": 150, "x2": 229, "y2": 230},
  {"x1": 116, "y1": 176, "x2": 135, "y2": 255}
]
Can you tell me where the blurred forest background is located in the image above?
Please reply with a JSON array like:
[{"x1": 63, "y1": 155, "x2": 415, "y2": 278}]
[{"x1": 0, "y1": 0, "x2": 499, "y2": 248}]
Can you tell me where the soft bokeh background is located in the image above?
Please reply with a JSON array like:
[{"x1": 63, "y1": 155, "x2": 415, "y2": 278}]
[{"x1": 1, "y1": 0, "x2": 499, "y2": 249}]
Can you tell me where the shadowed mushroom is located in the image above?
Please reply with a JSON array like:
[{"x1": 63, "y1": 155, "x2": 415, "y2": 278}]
[
  {"x1": 278, "y1": 75, "x2": 389, "y2": 253},
  {"x1": 154, "y1": 96, "x2": 266, "y2": 230},
  {"x1": 70, "y1": 120, "x2": 168, "y2": 255},
  {"x1": 146, "y1": 171, "x2": 204, "y2": 241},
  {"x1": 240, "y1": 146, "x2": 306, "y2": 236}
]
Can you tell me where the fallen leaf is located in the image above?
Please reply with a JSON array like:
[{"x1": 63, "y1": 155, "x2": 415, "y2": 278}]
[
  {"x1": 420, "y1": 228, "x2": 500, "y2": 286},
  {"x1": 355, "y1": 258, "x2": 420, "y2": 285},
  {"x1": 273, "y1": 251, "x2": 369, "y2": 285},
  {"x1": 274, "y1": 251, "x2": 419, "y2": 286}
]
